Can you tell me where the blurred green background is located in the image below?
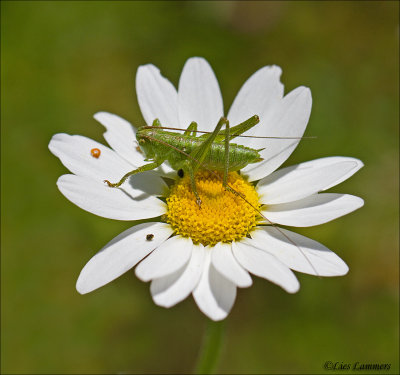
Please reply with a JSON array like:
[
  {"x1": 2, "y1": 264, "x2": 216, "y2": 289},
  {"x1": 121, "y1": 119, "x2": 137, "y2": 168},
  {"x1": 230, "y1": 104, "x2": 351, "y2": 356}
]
[{"x1": 1, "y1": 1, "x2": 398, "y2": 374}]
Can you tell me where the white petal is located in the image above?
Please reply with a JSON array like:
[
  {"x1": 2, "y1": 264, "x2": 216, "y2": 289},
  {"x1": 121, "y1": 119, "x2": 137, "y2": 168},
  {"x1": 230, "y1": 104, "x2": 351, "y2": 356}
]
[
  {"x1": 57, "y1": 174, "x2": 166, "y2": 220},
  {"x1": 257, "y1": 157, "x2": 364, "y2": 204},
  {"x1": 262, "y1": 193, "x2": 364, "y2": 227},
  {"x1": 94, "y1": 112, "x2": 145, "y2": 167},
  {"x1": 250, "y1": 227, "x2": 349, "y2": 276},
  {"x1": 178, "y1": 57, "x2": 224, "y2": 132},
  {"x1": 50, "y1": 131, "x2": 167, "y2": 196},
  {"x1": 150, "y1": 243, "x2": 205, "y2": 307},
  {"x1": 135, "y1": 236, "x2": 193, "y2": 282},
  {"x1": 193, "y1": 249, "x2": 236, "y2": 321},
  {"x1": 232, "y1": 240, "x2": 300, "y2": 293},
  {"x1": 76, "y1": 222, "x2": 173, "y2": 294},
  {"x1": 136, "y1": 64, "x2": 179, "y2": 127},
  {"x1": 241, "y1": 86, "x2": 312, "y2": 181},
  {"x1": 49, "y1": 132, "x2": 168, "y2": 193},
  {"x1": 94, "y1": 112, "x2": 176, "y2": 178},
  {"x1": 228, "y1": 65, "x2": 283, "y2": 139},
  {"x1": 211, "y1": 243, "x2": 252, "y2": 287},
  {"x1": 49, "y1": 133, "x2": 133, "y2": 181}
]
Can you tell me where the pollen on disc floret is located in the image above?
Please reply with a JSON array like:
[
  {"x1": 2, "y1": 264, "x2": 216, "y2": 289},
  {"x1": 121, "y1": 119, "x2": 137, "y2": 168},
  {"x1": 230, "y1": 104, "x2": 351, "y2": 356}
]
[{"x1": 164, "y1": 170, "x2": 261, "y2": 246}]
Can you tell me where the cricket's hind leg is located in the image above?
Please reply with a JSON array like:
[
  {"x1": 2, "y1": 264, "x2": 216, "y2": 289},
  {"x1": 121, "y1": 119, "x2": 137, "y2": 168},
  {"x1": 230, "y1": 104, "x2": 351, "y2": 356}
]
[
  {"x1": 104, "y1": 161, "x2": 161, "y2": 188},
  {"x1": 219, "y1": 119, "x2": 247, "y2": 201}
]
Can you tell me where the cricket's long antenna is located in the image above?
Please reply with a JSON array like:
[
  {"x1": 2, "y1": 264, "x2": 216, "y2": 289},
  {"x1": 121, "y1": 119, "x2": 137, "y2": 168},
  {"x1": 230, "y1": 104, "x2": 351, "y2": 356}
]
[
  {"x1": 230, "y1": 193, "x2": 321, "y2": 278},
  {"x1": 143, "y1": 134, "x2": 320, "y2": 277},
  {"x1": 141, "y1": 126, "x2": 316, "y2": 140}
]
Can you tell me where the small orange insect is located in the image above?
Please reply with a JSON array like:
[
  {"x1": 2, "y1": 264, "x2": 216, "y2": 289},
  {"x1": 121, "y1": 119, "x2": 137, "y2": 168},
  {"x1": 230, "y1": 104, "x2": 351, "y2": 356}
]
[{"x1": 90, "y1": 148, "x2": 101, "y2": 158}]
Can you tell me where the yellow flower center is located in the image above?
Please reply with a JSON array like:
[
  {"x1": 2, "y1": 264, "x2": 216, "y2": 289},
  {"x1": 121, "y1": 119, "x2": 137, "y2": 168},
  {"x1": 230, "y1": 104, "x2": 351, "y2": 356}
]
[{"x1": 164, "y1": 170, "x2": 261, "y2": 246}]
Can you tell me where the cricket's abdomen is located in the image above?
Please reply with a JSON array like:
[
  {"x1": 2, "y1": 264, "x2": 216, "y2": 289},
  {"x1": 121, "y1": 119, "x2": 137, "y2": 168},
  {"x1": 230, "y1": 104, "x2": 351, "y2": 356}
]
[
  {"x1": 160, "y1": 133, "x2": 262, "y2": 172},
  {"x1": 202, "y1": 142, "x2": 260, "y2": 171}
]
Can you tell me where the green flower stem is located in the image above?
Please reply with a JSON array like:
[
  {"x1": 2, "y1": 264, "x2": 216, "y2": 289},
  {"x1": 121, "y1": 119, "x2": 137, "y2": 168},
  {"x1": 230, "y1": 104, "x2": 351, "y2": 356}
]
[{"x1": 194, "y1": 320, "x2": 226, "y2": 374}]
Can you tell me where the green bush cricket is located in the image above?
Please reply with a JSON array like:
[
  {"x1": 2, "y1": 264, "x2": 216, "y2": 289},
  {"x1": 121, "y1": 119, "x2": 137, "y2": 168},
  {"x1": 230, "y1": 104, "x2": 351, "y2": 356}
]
[
  {"x1": 104, "y1": 115, "x2": 312, "y2": 205},
  {"x1": 104, "y1": 114, "x2": 319, "y2": 275}
]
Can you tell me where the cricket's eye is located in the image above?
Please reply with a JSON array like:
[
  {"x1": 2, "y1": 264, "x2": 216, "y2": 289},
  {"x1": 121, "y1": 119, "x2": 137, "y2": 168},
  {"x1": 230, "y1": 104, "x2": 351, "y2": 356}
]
[
  {"x1": 164, "y1": 171, "x2": 261, "y2": 246},
  {"x1": 177, "y1": 169, "x2": 184, "y2": 178},
  {"x1": 90, "y1": 148, "x2": 101, "y2": 158}
]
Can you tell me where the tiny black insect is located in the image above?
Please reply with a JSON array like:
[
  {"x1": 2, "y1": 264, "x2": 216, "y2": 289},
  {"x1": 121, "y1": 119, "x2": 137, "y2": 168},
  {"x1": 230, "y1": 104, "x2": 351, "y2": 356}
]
[
  {"x1": 146, "y1": 234, "x2": 154, "y2": 241},
  {"x1": 177, "y1": 169, "x2": 184, "y2": 178}
]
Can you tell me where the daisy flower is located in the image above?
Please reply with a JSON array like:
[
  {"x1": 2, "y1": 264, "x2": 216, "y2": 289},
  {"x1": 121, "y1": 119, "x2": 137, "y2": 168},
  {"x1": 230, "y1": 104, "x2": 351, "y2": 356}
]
[{"x1": 49, "y1": 57, "x2": 364, "y2": 321}]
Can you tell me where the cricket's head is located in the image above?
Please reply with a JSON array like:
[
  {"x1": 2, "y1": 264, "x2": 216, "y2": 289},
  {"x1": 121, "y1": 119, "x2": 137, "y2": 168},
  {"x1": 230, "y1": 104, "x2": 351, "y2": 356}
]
[{"x1": 136, "y1": 126, "x2": 156, "y2": 158}]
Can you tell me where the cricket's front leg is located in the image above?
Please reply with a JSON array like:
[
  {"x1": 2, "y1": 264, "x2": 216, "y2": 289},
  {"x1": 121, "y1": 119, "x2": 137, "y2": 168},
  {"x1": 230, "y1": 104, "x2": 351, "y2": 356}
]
[
  {"x1": 183, "y1": 121, "x2": 198, "y2": 136},
  {"x1": 188, "y1": 167, "x2": 202, "y2": 208},
  {"x1": 104, "y1": 161, "x2": 161, "y2": 188},
  {"x1": 179, "y1": 160, "x2": 202, "y2": 208}
]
